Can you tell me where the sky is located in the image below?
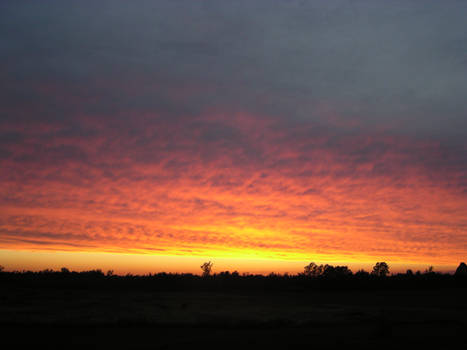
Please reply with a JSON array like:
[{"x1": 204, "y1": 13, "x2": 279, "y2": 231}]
[{"x1": 1, "y1": 0, "x2": 466, "y2": 274}]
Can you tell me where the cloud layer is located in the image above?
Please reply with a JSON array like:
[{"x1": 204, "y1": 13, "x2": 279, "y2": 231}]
[{"x1": 1, "y1": 0, "x2": 466, "y2": 265}]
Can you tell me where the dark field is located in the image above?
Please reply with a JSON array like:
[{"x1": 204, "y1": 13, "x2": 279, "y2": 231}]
[{"x1": 1, "y1": 273, "x2": 467, "y2": 349}]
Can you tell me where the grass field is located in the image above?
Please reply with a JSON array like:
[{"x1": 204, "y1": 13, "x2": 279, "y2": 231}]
[{"x1": 1, "y1": 284, "x2": 466, "y2": 348}]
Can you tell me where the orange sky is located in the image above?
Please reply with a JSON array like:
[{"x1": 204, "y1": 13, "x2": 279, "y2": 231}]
[{"x1": 0, "y1": 111, "x2": 465, "y2": 274}]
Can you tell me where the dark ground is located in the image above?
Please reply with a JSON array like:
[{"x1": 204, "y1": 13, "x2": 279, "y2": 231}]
[{"x1": 1, "y1": 284, "x2": 467, "y2": 349}]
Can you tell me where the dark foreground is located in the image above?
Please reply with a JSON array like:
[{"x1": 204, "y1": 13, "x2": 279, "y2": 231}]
[{"x1": 2, "y1": 283, "x2": 467, "y2": 349}]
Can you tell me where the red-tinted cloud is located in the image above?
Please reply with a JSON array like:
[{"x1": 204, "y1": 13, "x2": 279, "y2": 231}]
[{"x1": 1, "y1": 79, "x2": 466, "y2": 267}]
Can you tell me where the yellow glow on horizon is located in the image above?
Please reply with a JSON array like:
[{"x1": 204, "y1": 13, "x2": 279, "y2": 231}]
[{"x1": 0, "y1": 249, "x2": 459, "y2": 275}]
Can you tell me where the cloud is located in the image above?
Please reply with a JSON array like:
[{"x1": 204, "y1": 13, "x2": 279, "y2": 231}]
[{"x1": 0, "y1": 0, "x2": 466, "y2": 264}]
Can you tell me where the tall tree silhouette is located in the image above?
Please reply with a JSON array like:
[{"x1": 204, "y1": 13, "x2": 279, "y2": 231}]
[
  {"x1": 200, "y1": 261, "x2": 213, "y2": 277},
  {"x1": 371, "y1": 262, "x2": 390, "y2": 277}
]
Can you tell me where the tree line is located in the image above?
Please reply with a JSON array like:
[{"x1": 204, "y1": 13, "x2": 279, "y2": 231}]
[{"x1": 1, "y1": 261, "x2": 466, "y2": 292}]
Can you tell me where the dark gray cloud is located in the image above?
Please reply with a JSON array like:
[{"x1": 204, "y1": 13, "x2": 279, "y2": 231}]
[{"x1": 1, "y1": 0, "x2": 467, "y2": 138}]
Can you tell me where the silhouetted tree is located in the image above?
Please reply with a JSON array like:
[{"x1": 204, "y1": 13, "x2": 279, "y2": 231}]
[
  {"x1": 0, "y1": 265, "x2": 4, "y2": 272},
  {"x1": 371, "y1": 262, "x2": 389, "y2": 277},
  {"x1": 355, "y1": 269, "x2": 369, "y2": 277},
  {"x1": 320, "y1": 264, "x2": 352, "y2": 278},
  {"x1": 455, "y1": 262, "x2": 467, "y2": 276},
  {"x1": 200, "y1": 261, "x2": 213, "y2": 277},
  {"x1": 61, "y1": 267, "x2": 70, "y2": 274},
  {"x1": 303, "y1": 263, "x2": 352, "y2": 278},
  {"x1": 424, "y1": 266, "x2": 434, "y2": 274},
  {"x1": 333, "y1": 265, "x2": 353, "y2": 277},
  {"x1": 303, "y1": 262, "x2": 323, "y2": 277}
]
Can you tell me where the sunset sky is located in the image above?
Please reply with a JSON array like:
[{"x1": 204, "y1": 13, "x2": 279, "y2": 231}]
[{"x1": 1, "y1": 0, "x2": 466, "y2": 274}]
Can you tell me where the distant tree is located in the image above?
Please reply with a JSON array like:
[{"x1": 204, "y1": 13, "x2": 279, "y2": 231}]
[
  {"x1": 85, "y1": 269, "x2": 104, "y2": 277},
  {"x1": 333, "y1": 265, "x2": 353, "y2": 277},
  {"x1": 106, "y1": 270, "x2": 114, "y2": 277},
  {"x1": 303, "y1": 263, "x2": 351, "y2": 278},
  {"x1": 61, "y1": 267, "x2": 70, "y2": 274},
  {"x1": 321, "y1": 264, "x2": 334, "y2": 277},
  {"x1": 371, "y1": 262, "x2": 390, "y2": 277},
  {"x1": 455, "y1": 262, "x2": 467, "y2": 276},
  {"x1": 355, "y1": 269, "x2": 369, "y2": 277},
  {"x1": 406, "y1": 269, "x2": 413, "y2": 276},
  {"x1": 200, "y1": 261, "x2": 213, "y2": 277},
  {"x1": 218, "y1": 271, "x2": 231, "y2": 278},
  {"x1": 320, "y1": 264, "x2": 352, "y2": 278},
  {"x1": 0, "y1": 265, "x2": 4, "y2": 272},
  {"x1": 424, "y1": 266, "x2": 434, "y2": 274},
  {"x1": 303, "y1": 262, "x2": 323, "y2": 277}
]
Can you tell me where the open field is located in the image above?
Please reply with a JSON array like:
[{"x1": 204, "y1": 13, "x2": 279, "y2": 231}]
[{"x1": 1, "y1": 283, "x2": 467, "y2": 349}]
